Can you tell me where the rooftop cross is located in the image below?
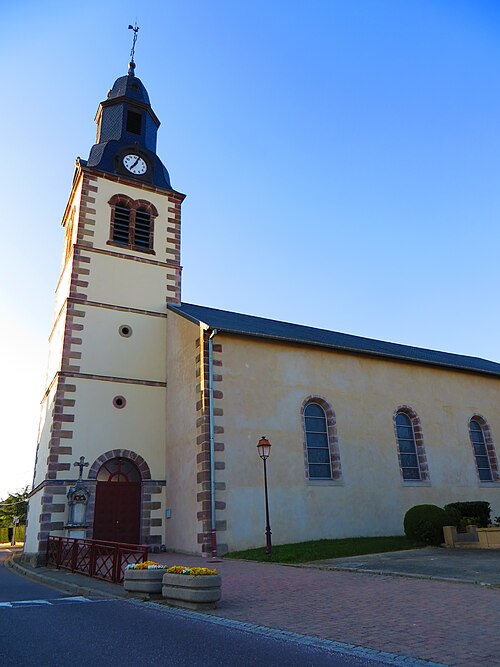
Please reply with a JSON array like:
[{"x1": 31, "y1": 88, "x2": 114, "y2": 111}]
[{"x1": 74, "y1": 456, "x2": 89, "y2": 481}]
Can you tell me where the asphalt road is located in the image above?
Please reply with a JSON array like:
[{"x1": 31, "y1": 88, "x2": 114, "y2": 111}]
[{"x1": 0, "y1": 551, "x2": 404, "y2": 667}]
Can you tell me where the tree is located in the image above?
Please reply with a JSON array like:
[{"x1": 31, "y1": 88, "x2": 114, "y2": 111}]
[{"x1": 0, "y1": 487, "x2": 30, "y2": 526}]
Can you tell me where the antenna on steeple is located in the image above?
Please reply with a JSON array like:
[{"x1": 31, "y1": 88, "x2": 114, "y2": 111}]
[{"x1": 128, "y1": 22, "x2": 139, "y2": 76}]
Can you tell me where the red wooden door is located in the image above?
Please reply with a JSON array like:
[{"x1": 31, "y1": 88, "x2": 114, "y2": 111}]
[{"x1": 93, "y1": 482, "x2": 141, "y2": 544}]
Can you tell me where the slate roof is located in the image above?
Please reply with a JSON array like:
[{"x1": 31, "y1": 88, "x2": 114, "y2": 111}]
[
  {"x1": 168, "y1": 302, "x2": 500, "y2": 378},
  {"x1": 107, "y1": 73, "x2": 151, "y2": 104}
]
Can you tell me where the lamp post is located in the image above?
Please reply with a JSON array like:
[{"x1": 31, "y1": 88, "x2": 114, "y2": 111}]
[{"x1": 257, "y1": 436, "x2": 272, "y2": 555}]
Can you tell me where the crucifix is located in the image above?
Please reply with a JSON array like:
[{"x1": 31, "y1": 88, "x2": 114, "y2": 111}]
[{"x1": 74, "y1": 456, "x2": 89, "y2": 482}]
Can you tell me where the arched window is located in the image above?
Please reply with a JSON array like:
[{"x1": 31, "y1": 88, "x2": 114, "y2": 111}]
[
  {"x1": 469, "y1": 417, "x2": 498, "y2": 482},
  {"x1": 395, "y1": 412, "x2": 421, "y2": 480},
  {"x1": 304, "y1": 402, "x2": 332, "y2": 479},
  {"x1": 108, "y1": 195, "x2": 157, "y2": 253},
  {"x1": 393, "y1": 407, "x2": 429, "y2": 482},
  {"x1": 96, "y1": 457, "x2": 141, "y2": 482}
]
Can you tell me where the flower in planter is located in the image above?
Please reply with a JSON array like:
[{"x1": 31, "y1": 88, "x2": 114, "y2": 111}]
[
  {"x1": 127, "y1": 560, "x2": 168, "y2": 570},
  {"x1": 166, "y1": 565, "x2": 217, "y2": 576}
]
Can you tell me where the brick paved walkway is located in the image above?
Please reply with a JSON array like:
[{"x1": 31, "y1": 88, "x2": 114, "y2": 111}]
[{"x1": 153, "y1": 552, "x2": 500, "y2": 667}]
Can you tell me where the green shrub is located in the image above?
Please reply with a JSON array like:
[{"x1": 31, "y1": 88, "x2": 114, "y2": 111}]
[
  {"x1": 403, "y1": 504, "x2": 449, "y2": 545},
  {"x1": 458, "y1": 516, "x2": 481, "y2": 532},
  {"x1": 443, "y1": 505, "x2": 461, "y2": 528},
  {"x1": 444, "y1": 502, "x2": 491, "y2": 528}
]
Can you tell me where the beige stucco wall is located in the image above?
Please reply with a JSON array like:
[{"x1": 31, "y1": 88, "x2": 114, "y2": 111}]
[
  {"x1": 217, "y1": 334, "x2": 500, "y2": 551},
  {"x1": 43, "y1": 178, "x2": 84, "y2": 392},
  {"x1": 83, "y1": 253, "x2": 170, "y2": 313},
  {"x1": 60, "y1": 377, "x2": 166, "y2": 479},
  {"x1": 58, "y1": 176, "x2": 83, "y2": 273},
  {"x1": 77, "y1": 306, "x2": 167, "y2": 381},
  {"x1": 45, "y1": 307, "x2": 66, "y2": 389},
  {"x1": 32, "y1": 385, "x2": 57, "y2": 489},
  {"x1": 39, "y1": 375, "x2": 166, "y2": 532},
  {"x1": 164, "y1": 313, "x2": 200, "y2": 553}
]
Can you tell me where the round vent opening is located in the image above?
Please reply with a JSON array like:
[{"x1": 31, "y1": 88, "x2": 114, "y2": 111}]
[
  {"x1": 113, "y1": 396, "x2": 126, "y2": 409},
  {"x1": 119, "y1": 325, "x2": 133, "y2": 338}
]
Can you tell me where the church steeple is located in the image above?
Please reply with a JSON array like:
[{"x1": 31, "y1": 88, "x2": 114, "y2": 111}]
[
  {"x1": 86, "y1": 59, "x2": 172, "y2": 189},
  {"x1": 25, "y1": 38, "x2": 184, "y2": 563}
]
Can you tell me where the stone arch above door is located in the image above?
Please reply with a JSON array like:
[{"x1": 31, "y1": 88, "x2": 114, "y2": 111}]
[
  {"x1": 88, "y1": 449, "x2": 152, "y2": 480},
  {"x1": 85, "y1": 449, "x2": 162, "y2": 546}
]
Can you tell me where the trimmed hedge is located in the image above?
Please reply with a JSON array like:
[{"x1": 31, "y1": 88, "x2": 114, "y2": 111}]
[
  {"x1": 443, "y1": 505, "x2": 461, "y2": 528},
  {"x1": 444, "y1": 502, "x2": 491, "y2": 529},
  {"x1": 403, "y1": 505, "x2": 449, "y2": 545}
]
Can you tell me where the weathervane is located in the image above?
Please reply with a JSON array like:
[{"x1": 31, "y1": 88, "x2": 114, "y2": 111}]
[{"x1": 128, "y1": 22, "x2": 140, "y2": 74}]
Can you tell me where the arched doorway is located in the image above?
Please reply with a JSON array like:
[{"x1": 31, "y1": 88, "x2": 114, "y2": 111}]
[{"x1": 93, "y1": 458, "x2": 141, "y2": 544}]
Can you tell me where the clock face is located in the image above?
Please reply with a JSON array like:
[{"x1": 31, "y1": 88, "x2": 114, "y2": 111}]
[{"x1": 123, "y1": 154, "x2": 148, "y2": 175}]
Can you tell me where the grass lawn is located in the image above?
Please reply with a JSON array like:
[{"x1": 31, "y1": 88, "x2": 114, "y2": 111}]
[{"x1": 225, "y1": 535, "x2": 420, "y2": 564}]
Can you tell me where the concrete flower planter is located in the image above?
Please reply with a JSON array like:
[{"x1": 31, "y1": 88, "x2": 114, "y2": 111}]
[
  {"x1": 477, "y1": 527, "x2": 500, "y2": 548},
  {"x1": 162, "y1": 573, "x2": 222, "y2": 610},
  {"x1": 124, "y1": 568, "x2": 166, "y2": 595},
  {"x1": 443, "y1": 525, "x2": 500, "y2": 549}
]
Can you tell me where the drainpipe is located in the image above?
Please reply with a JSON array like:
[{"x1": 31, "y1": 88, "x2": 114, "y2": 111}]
[{"x1": 208, "y1": 328, "x2": 218, "y2": 558}]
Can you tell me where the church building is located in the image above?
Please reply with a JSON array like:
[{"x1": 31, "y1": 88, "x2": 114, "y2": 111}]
[{"x1": 25, "y1": 59, "x2": 500, "y2": 563}]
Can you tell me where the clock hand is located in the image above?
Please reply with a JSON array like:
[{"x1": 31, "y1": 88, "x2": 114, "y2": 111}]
[{"x1": 130, "y1": 157, "x2": 140, "y2": 169}]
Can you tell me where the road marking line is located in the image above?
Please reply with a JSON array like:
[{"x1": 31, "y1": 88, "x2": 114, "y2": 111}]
[{"x1": 0, "y1": 596, "x2": 111, "y2": 609}]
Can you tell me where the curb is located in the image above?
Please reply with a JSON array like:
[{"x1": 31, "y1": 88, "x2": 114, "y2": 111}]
[
  {"x1": 7, "y1": 556, "x2": 125, "y2": 599},
  {"x1": 295, "y1": 562, "x2": 499, "y2": 587}
]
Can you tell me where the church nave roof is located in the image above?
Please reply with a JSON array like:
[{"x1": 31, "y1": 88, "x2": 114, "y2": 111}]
[{"x1": 168, "y1": 302, "x2": 500, "y2": 378}]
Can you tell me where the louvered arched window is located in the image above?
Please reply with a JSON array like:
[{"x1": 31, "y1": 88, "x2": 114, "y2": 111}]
[
  {"x1": 112, "y1": 204, "x2": 131, "y2": 245},
  {"x1": 134, "y1": 208, "x2": 152, "y2": 250},
  {"x1": 108, "y1": 195, "x2": 157, "y2": 253}
]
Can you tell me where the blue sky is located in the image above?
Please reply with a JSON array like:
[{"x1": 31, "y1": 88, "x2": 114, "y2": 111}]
[{"x1": 1, "y1": 1, "x2": 499, "y2": 500}]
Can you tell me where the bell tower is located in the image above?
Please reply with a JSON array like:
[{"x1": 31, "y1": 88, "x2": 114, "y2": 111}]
[{"x1": 25, "y1": 49, "x2": 185, "y2": 562}]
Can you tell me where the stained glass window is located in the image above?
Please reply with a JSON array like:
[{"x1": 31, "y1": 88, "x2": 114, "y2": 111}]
[
  {"x1": 395, "y1": 412, "x2": 421, "y2": 481},
  {"x1": 304, "y1": 403, "x2": 332, "y2": 479}
]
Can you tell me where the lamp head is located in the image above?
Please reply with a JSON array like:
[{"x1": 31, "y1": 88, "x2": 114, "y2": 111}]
[{"x1": 257, "y1": 436, "x2": 271, "y2": 460}]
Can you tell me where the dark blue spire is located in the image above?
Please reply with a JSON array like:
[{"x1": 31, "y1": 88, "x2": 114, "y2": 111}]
[
  {"x1": 86, "y1": 65, "x2": 172, "y2": 190},
  {"x1": 108, "y1": 65, "x2": 150, "y2": 105}
]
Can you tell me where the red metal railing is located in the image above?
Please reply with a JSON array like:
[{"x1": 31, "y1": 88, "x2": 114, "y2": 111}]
[{"x1": 46, "y1": 536, "x2": 148, "y2": 584}]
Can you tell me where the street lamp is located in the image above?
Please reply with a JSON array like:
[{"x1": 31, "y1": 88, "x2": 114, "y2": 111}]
[{"x1": 257, "y1": 436, "x2": 272, "y2": 555}]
